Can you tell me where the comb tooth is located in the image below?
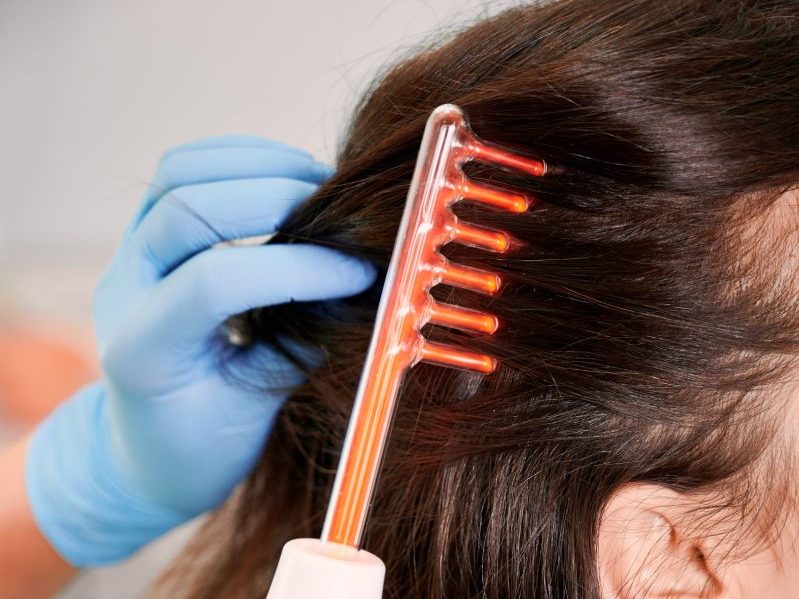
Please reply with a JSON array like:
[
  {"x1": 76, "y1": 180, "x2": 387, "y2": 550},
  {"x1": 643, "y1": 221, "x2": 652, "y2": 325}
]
[
  {"x1": 457, "y1": 178, "x2": 531, "y2": 213},
  {"x1": 419, "y1": 339, "x2": 497, "y2": 374},
  {"x1": 469, "y1": 140, "x2": 548, "y2": 176},
  {"x1": 428, "y1": 301, "x2": 499, "y2": 334},
  {"x1": 438, "y1": 262, "x2": 502, "y2": 295},
  {"x1": 452, "y1": 221, "x2": 511, "y2": 253}
]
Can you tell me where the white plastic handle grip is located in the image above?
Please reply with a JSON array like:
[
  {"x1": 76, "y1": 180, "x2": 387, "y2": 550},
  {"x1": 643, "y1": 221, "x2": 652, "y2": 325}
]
[{"x1": 265, "y1": 538, "x2": 386, "y2": 599}]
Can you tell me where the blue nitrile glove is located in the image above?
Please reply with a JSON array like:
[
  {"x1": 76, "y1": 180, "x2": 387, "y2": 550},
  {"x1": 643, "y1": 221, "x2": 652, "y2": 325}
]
[{"x1": 26, "y1": 135, "x2": 376, "y2": 567}]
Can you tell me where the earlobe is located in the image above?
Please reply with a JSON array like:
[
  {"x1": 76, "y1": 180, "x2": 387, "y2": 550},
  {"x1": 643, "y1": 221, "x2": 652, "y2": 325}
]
[{"x1": 596, "y1": 483, "x2": 727, "y2": 598}]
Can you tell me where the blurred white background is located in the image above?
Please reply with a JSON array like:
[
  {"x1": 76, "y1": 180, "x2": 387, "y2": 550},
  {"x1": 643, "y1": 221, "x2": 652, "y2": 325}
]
[
  {"x1": 0, "y1": 0, "x2": 511, "y2": 326},
  {"x1": 0, "y1": 0, "x2": 512, "y2": 596}
]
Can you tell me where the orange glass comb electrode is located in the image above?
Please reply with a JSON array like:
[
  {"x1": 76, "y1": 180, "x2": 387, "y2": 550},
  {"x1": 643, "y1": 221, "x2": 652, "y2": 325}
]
[
  {"x1": 266, "y1": 104, "x2": 548, "y2": 599},
  {"x1": 321, "y1": 104, "x2": 547, "y2": 549}
]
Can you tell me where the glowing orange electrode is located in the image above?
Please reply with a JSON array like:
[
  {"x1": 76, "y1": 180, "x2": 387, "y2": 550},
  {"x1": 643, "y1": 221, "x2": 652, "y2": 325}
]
[
  {"x1": 320, "y1": 104, "x2": 547, "y2": 549},
  {"x1": 266, "y1": 104, "x2": 548, "y2": 599}
]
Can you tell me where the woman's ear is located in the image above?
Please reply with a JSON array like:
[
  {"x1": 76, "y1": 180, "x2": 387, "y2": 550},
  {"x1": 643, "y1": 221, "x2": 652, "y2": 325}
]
[{"x1": 596, "y1": 483, "x2": 734, "y2": 598}]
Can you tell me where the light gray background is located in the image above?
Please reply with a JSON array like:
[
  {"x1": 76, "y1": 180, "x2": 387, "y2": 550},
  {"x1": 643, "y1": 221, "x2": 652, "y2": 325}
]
[
  {"x1": 0, "y1": 0, "x2": 514, "y2": 325},
  {"x1": 0, "y1": 0, "x2": 514, "y2": 596}
]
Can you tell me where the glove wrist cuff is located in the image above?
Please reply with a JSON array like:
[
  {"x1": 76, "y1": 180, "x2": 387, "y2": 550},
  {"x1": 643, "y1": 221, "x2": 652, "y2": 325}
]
[{"x1": 25, "y1": 382, "x2": 188, "y2": 567}]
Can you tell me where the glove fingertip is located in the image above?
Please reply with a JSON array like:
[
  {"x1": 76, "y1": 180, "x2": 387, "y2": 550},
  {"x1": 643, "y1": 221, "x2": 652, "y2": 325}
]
[
  {"x1": 314, "y1": 161, "x2": 336, "y2": 180},
  {"x1": 335, "y1": 254, "x2": 379, "y2": 294}
]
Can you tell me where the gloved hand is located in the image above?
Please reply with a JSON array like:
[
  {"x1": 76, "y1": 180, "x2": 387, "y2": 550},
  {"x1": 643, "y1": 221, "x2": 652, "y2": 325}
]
[{"x1": 25, "y1": 135, "x2": 376, "y2": 567}]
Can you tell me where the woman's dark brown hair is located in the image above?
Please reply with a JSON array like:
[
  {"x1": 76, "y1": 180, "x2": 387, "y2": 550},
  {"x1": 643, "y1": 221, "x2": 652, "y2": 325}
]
[{"x1": 152, "y1": 0, "x2": 799, "y2": 597}]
